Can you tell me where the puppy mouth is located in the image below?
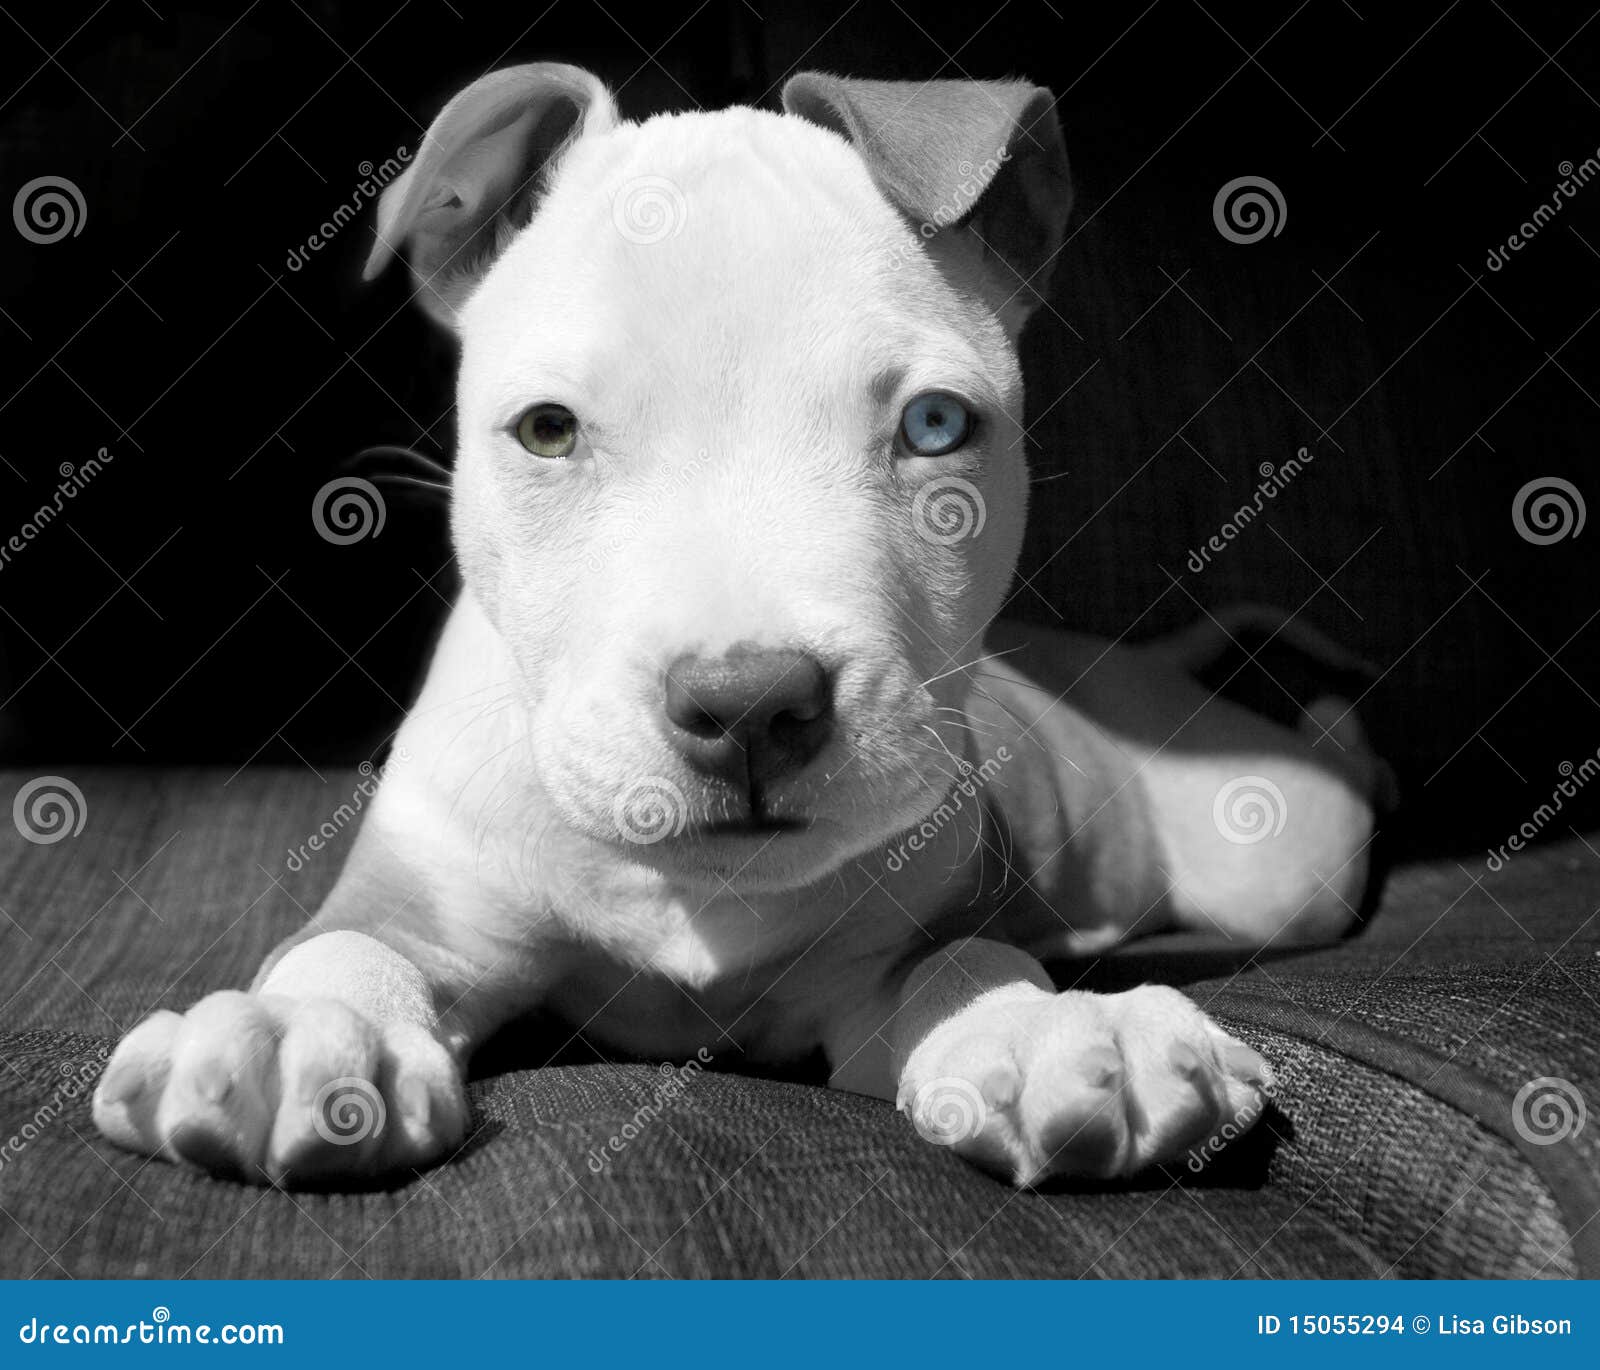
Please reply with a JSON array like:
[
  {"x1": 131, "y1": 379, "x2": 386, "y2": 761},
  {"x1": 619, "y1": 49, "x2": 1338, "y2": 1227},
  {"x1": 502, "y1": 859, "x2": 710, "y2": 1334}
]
[
  {"x1": 697, "y1": 815, "x2": 810, "y2": 837},
  {"x1": 675, "y1": 768, "x2": 816, "y2": 840}
]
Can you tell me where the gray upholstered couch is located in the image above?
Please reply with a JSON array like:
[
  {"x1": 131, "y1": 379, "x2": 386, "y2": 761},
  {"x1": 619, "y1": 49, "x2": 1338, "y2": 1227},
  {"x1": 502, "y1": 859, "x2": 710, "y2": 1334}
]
[{"x1": 1, "y1": 768, "x2": 1594, "y2": 1278}]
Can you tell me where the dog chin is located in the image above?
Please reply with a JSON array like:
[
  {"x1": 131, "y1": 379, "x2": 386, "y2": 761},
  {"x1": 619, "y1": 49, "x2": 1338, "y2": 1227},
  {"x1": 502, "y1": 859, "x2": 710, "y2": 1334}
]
[
  {"x1": 543, "y1": 748, "x2": 954, "y2": 891},
  {"x1": 605, "y1": 819, "x2": 856, "y2": 892},
  {"x1": 612, "y1": 784, "x2": 955, "y2": 893}
]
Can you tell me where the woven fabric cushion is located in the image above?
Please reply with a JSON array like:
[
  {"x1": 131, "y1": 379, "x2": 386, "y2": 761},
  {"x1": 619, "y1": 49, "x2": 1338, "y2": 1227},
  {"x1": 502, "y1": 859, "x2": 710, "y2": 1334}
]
[{"x1": 0, "y1": 768, "x2": 1594, "y2": 1278}]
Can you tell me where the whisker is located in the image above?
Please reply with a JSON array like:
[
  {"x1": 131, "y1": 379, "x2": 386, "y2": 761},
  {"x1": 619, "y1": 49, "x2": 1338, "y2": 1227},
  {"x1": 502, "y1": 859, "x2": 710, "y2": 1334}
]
[
  {"x1": 352, "y1": 443, "x2": 453, "y2": 480},
  {"x1": 920, "y1": 643, "x2": 1028, "y2": 690},
  {"x1": 931, "y1": 705, "x2": 997, "y2": 737},
  {"x1": 372, "y1": 473, "x2": 451, "y2": 496},
  {"x1": 971, "y1": 681, "x2": 1091, "y2": 779}
]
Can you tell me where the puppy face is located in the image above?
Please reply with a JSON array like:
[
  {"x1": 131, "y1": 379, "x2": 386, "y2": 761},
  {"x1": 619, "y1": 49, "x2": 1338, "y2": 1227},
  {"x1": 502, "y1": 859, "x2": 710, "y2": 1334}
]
[{"x1": 453, "y1": 111, "x2": 1028, "y2": 891}]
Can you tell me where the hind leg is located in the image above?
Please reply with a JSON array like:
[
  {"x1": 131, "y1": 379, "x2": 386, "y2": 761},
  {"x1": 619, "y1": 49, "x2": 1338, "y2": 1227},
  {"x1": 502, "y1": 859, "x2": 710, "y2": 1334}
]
[
  {"x1": 1137, "y1": 689, "x2": 1384, "y2": 947},
  {"x1": 975, "y1": 612, "x2": 1393, "y2": 951},
  {"x1": 1133, "y1": 606, "x2": 1395, "y2": 946}
]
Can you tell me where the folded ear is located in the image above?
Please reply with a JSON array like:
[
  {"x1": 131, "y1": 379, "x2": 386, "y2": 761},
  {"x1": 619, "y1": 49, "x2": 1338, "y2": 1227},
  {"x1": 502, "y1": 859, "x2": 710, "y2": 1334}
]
[
  {"x1": 781, "y1": 75, "x2": 1071, "y2": 332},
  {"x1": 364, "y1": 63, "x2": 618, "y2": 328}
]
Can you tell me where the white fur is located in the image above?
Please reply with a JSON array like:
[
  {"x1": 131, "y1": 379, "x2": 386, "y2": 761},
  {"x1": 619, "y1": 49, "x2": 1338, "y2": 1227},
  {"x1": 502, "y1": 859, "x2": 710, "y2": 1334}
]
[{"x1": 94, "y1": 72, "x2": 1387, "y2": 1190}]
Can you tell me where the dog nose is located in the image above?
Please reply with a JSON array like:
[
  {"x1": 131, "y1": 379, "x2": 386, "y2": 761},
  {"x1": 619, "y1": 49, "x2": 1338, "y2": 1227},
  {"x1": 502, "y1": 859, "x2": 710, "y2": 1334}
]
[{"x1": 662, "y1": 648, "x2": 834, "y2": 787}]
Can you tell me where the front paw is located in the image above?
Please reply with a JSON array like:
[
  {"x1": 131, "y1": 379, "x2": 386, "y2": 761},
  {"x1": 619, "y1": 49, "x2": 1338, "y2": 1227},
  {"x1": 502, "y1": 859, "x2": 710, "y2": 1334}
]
[
  {"x1": 897, "y1": 984, "x2": 1272, "y2": 1186},
  {"x1": 93, "y1": 991, "x2": 467, "y2": 1187}
]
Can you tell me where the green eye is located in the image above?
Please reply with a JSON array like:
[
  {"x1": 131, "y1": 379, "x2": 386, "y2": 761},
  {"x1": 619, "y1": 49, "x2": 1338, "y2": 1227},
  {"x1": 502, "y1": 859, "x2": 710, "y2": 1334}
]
[{"x1": 514, "y1": 404, "x2": 579, "y2": 459}]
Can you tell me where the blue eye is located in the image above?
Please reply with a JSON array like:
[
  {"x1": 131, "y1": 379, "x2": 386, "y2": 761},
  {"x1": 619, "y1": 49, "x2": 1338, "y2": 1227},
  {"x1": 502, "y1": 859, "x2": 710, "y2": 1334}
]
[{"x1": 899, "y1": 392, "x2": 972, "y2": 456}]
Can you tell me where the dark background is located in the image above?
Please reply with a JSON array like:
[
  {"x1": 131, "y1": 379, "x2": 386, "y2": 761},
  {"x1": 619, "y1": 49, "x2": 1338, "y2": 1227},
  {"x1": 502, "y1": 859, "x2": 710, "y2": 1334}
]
[{"x1": 1, "y1": 0, "x2": 1596, "y2": 853}]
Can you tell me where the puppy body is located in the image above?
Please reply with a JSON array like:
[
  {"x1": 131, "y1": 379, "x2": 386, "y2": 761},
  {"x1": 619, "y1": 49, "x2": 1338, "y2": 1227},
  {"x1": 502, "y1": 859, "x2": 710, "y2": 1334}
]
[
  {"x1": 95, "y1": 68, "x2": 1388, "y2": 1188},
  {"x1": 271, "y1": 595, "x2": 1377, "y2": 1059}
]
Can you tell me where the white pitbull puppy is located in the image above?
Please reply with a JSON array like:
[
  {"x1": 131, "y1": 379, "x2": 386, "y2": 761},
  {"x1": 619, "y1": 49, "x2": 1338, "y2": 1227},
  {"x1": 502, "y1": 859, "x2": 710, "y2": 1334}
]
[{"x1": 95, "y1": 66, "x2": 1391, "y2": 1189}]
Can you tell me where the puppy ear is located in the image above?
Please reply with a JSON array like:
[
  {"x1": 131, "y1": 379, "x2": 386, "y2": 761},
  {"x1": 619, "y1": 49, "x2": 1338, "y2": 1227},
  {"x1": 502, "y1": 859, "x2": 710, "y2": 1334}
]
[
  {"x1": 781, "y1": 75, "x2": 1072, "y2": 331},
  {"x1": 364, "y1": 63, "x2": 617, "y2": 328}
]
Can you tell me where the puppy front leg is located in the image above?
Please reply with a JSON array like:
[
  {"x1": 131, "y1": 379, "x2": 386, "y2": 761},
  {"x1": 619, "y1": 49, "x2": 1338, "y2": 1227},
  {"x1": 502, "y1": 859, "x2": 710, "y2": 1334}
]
[
  {"x1": 94, "y1": 917, "x2": 487, "y2": 1188},
  {"x1": 827, "y1": 938, "x2": 1275, "y2": 1187}
]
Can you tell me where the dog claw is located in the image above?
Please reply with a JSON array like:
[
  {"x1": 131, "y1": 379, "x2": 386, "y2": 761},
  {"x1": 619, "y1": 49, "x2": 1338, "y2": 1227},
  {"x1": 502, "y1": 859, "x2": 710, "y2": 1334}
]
[
  {"x1": 166, "y1": 1121, "x2": 246, "y2": 1179},
  {"x1": 899, "y1": 985, "x2": 1274, "y2": 1184},
  {"x1": 398, "y1": 1078, "x2": 431, "y2": 1128},
  {"x1": 95, "y1": 990, "x2": 466, "y2": 1187},
  {"x1": 1166, "y1": 1041, "x2": 1205, "y2": 1079},
  {"x1": 1078, "y1": 1044, "x2": 1124, "y2": 1090},
  {"x1": 1032, "y1": 1095, "x2": 1126, "y2": 1181},
  {"x1": 191, "y1": 1063, "x2": 234, "y2": 1104},
  {"x1": 95, "y1": 1066, "x2": 136, "y2": 1109},
  {"x1": 1221, "y1": 1040, "x2": 1271, "y2": 1086}
]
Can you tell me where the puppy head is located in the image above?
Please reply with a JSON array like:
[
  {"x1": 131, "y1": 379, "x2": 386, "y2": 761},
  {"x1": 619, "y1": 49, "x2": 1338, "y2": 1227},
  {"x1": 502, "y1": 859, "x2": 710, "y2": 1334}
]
[{"x1": 368, "y1": 64, "x2": 1072, "y2": 891}]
